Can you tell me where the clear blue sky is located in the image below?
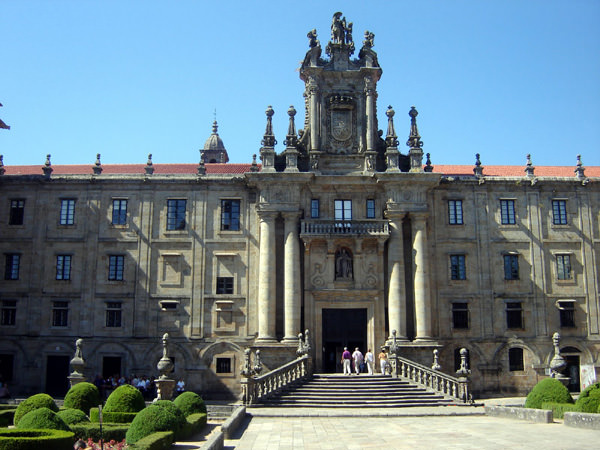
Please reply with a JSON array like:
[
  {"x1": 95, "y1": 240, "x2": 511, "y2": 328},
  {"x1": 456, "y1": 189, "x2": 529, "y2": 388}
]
[{"x1": 1, "y1": 0, "x2": 599, "y2": 167}]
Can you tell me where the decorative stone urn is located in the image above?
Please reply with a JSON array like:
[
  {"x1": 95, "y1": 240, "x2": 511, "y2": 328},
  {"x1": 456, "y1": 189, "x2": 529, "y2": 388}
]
[
  {"x1": 154, "y1": 333, "x2": 176, "y2": 401},
  {"x1": 68, "y1": 338, "x2": 86, "y2": 387},
  {"x1": 549, "y1": 332, "x2": 570, "y2": 386}
]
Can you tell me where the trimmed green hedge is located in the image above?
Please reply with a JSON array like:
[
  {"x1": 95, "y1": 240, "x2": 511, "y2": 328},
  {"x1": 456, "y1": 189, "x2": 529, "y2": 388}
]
[
  {"x1": 128, "y1": 431, "x2": 174, "y2": 450},
  {"x1": 14, "y1": 394, "x2": 59, "y2": 425},
  {"x1": 0, "y1": 409, "x2": 16, "y2": 427},
  {"x1": 126, "y1": 403, "x2": 184, "y2": 444},
  {"x1": 173, "y1": 391, "x2": 206, "y2": 416},
  {"x1": 575, "y1": 381, "x2": 600, "y2": 413},
  {"x1": 69, "y1": 422, "x2": 129, "y2": 442},
  {"x1": 90, "y1": 407, "x2": 137, "y2": 423},
  {"x1": 524, "y1": 378, "x2": 573, "y2": 409},
  {"x1": 56, "y1": 408, "x2": 90, "y2": 425},
  {"x1": 104, "y1": 385, "x2": 145, "y2": 413},
  {"x1": 541, "y1": 401, "x2": 580, "y2": 419},
  {"x1": 179, "y1": 412, "x2": 208, "y2": 440},
  {"x1": 16, "y1": 408, "x2": 71, "y2": 432},
  {"x1": 63, "y1": 382, "x2": 101, "y2": 415},
  {"x1": 0, "y1": 428, "x2": 75, "y2": 450}
]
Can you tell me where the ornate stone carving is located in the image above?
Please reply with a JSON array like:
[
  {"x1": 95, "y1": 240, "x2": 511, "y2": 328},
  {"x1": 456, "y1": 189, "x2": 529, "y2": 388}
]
[
  {"x1": 326, "y1": 95, "x2": 356, "y2": 154},
  {"x1": 335, "y1": 248, "x2": 353, "y2": 279}
]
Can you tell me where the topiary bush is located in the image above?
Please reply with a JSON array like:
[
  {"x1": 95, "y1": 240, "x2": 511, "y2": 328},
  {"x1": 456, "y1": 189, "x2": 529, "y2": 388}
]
[
  {"x1": 125, "y1": 403, "x2": 184, "y2": 444},
  {"x1": 152, "y1": 400, "x2": 187, "y2": 434},
  {"x1": 57, "y1": 407, "x2": 90, "y2": 425},
  {"x1": 0, "y1": 429, "x2": 75, "y2": 450},
  {"x1": 15, "y1": 407, "x2": 71, "y2": 432},
  {"x1": 173, "y1": 391, "x2": 207, "y2": 416},
  {"x1": 63, "y1": 382, "x2": 101, "y2": 415},
  {"x1": 104, "y1": 384, "x2": 146, "y2": 413},
  {"x1": 524, "y1": 377, "x2": 574, "y2": 409},
  {"x1": 13, "y1": 393, "x2": 59, "y2": 425},
  {"x1": 89, "y1": 407, "x2": 137, "y2": 423},
  {"x1": 575, "y1": 381, "x2": 600, "y2": 413},
  {"x1": 69, "y1": 423, "x2": 129, "y2": 442}
]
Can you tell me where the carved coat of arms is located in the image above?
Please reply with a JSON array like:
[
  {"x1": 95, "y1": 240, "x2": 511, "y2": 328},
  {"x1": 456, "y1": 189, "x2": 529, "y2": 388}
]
[
  {"x1": 331, "y1": 109, "x2": 352, "y2": 141},
  {"x1": 327, "y1": 95, "x2": 356, "y2": 153}
]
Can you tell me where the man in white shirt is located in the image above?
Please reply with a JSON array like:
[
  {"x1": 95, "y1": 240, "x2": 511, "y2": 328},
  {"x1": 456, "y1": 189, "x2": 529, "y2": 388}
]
[
  {"x1": 364, "y1": 349, "x2": 375, "y2": 375},
  {"x1": 352, "y1": 347, "x2": 364, "y2": 375}
]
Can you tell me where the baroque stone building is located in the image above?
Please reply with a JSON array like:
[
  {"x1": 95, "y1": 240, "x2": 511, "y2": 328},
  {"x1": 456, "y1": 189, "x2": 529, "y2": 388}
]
[{"x1": 1, "y1": 14, "x2": 599, "y2": 398}]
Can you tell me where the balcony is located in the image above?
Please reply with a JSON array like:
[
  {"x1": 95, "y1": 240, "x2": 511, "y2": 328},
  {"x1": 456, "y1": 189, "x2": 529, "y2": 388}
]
[{"x1": 300, "y1": 220, "x2": 390, "y2": 237}]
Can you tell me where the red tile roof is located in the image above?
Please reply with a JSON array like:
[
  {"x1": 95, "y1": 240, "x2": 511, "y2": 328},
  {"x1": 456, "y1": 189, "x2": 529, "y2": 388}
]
[{"x1": 433, "y1": 165, "x2": 600, "y2": 177}]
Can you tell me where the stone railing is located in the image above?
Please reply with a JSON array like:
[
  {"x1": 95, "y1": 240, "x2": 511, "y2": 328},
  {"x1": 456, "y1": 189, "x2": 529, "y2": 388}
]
[
  {"x1": 241, "y1": 354, "x2": 312, "y2": 405},
  {"x1": 300, "y1": 220, "x2": 389, "y2": 236},
  {"x1": 392, "y1": 355, "x2": 472, "y2": 403}
]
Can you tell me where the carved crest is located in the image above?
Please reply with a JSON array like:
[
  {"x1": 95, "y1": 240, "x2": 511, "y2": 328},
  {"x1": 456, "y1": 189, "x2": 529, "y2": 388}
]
[
  {"x1": 327, "y1": 95, "x2": 356, "y2": 153},
  {"x1": 331, "y1": 109, "x2": 352, "y2": 141}
]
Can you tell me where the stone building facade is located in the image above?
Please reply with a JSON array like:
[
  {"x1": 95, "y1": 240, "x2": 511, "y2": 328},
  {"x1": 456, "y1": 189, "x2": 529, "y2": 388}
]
[{"x1": 0, "y1": 14, "x2": 599, "y2": 398}]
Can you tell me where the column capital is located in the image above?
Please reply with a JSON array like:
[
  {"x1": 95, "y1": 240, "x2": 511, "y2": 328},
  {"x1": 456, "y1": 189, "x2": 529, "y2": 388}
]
[
  {"x1": 281, "y1": 210, "x2": 302, "y2": 221},
  {"x1": 256, "y1": 209, "x2": 279, "y2": 221}
]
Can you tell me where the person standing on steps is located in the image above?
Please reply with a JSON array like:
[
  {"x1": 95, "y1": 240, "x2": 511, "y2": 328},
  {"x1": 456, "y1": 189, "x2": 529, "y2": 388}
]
[
  {"x1": 379, "y1": 348, "x2": 389, "y2": 375},
  {"x1": 352, "y1": 347, "x2": 364, "y2": 375},
  {"x1": 341, "y1": 347, "x2": 352, "y2": 375},
  {"x1": 365, "y1": 348, "x2": 375, "y2": 375}
]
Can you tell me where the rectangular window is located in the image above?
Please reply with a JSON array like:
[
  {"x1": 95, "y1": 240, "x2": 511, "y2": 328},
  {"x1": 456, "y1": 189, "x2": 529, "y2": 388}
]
[
  {"x1": 500, "y1": 199, "x2": 516, "y2": 225},
  {"x1": 216, "y1": 277, "x2": 234, "y2": 294},
  {"x1": 503, "y1": 254, "x2": 519, "y2": 280},
  {"x1": 1, "y1": 300, "x2": 16, "y2": 326},
  {"x1": 9, "y1": 200, "x2": 25, "y2": 225},
  {"x1": 556, "y1": 254, "x2": 572, "y2": 280},
  {"x1": 448, "y1": 200, "x2": 463, "y2": 225},
  {"x1": 60, "y1": 199, "x2": 76, "y2": 225},
  {"x1": 311, "y1": 199, "x2": 320, "y2": 218},
  {"x1": 552, "y1": 200, "x2": 567, "y2": 225},
  {"x1": 216, "y1": 357, "x2": 232, "y2": 374},
  {"x1": 221, "y1": 199, "x2": 240, "y2": 231},
  {"x1": 508, "y1": 347, "x2": 524, "y2": 371},
  {"x1": 558, "y1": 301, "x2": 576, "y2": 328},
  {"x1": 506, "y1": 302, "x2": 523, "y2": 329},
  {"x1": 106, "y1": 302, "x2": 122, "y2": 327},
  {"x1": 4, "y1": 254, "x2": 20, "y2": 280},
  {"x1": 112, "y1": 199, "x2": 128, "y2": 225},
  {"x1": 56, "y1": 255, "x2": 72, "y2": 280},
  {"x1": 166, "y1": 199, "x2": 186, "y2": 231},
  {"x1": 108, "y1": 255, "x2": 124, "y2": 281},
  {"x1": 52, "y1": 301, "x2": 69, "y2": 327},
  {"x1": 366, "y1": 199, "x2": 376, "y2": 219},
  {"x1": 452, "y1": 303, "x2": 469, "y2": 329},
  {"x1": 450, "y1": 254, "x2": 466, "y2": 280}
]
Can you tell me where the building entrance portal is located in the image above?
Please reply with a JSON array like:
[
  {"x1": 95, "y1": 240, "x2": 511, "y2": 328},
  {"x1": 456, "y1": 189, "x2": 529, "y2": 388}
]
[{"x1": 322, "y1": 308, "x2": 367, "y2": 373}]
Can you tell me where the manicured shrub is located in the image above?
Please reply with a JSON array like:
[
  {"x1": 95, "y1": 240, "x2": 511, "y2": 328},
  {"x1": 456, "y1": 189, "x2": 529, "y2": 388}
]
[
  {"x1": 524, "y1": 377, "x2": 573, "y2": 409},
  {"x1": 541, "y1": 401, "x2": 580, "y2": 419},
  {"x1": 0, "y1": 429, "x2": 75, "y2": 450},
  {"x1": 575, "y1": 381, "x2": 600, "y2": 413},
  {"x1": 128, "y1": 431, "x2": 174, "y2": 450},
  {"x1": 69, "y1": 423, "x2": 129, "y2": 442},
  {"x1": 90, "y1": 407, "x2": 137, "y2": 423},
  {"x1": 104, "y1": 384, "x2": 145, "y2": 413},
  {"x1": 179, "y1": 412, "x2": 208, "y2": 440},
  {"x1": 125, "y1": 403, "x2": 184, "y2": 444},
  {"x1": 173, "y1": 391, "x2": 207, "y2": 416},
  {"x1": 13, "y1": 393, "x2": 59, "y2": 425},
  {"x1": 15, "y1": 407, "x2": 71, "y2": 432},
  {"x1": 63, "y1": 382, "x2": 101, "y2": 415},
  {"x1": 57, "y1": 407, "x2": 90, "y2": 425}
]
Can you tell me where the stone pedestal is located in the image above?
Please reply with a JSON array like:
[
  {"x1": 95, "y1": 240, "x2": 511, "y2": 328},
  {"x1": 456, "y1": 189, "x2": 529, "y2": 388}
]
[{"x1": 154, "y1": 378, "x2": 176, "y2": 401}]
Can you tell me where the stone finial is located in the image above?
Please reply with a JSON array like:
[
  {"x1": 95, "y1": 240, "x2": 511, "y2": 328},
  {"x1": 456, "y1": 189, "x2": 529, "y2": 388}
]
[
  {"x1": 197, "y1": 153, "x2": 206, "y2": 175},
  {"x1": 93, "y1": 154, "x2": 103, "y2": 175},
  {"x1": 261, "y1": 105, "x2": 276, "y2": 148},
  {"x1": 284, "y1": 105, "x2": 298, "y2": 148},
  {"x1": 407, "y1": 107, "x2": 424, "y2": 172},
  {"x1": 549, "y1": 332, "x2": 567, "y2": 377},
  {"x1": 473, "y1": 153, "x2": 483, "y2": 178},
  {"x1": 456, "y1": 348, "x2": 471, "y2": 376},
  {"x1": 574, "y1": 154, "x2": 586, "y2": 181},
  {"x1": 432, "y1": 349, "x2": 441, "y2": 371},
  {"x1": 0, "y1": 155, "x2": 5, "y2": 176},
  {"x1": 297, "y1": 332, "x2": 305, "y2": 356},
  {"x1": 241, "y1": 348, "x2": 252, "y2": 377},
  {"x1": 424, "y1": 153, "x2": 433, "y2": 172},
  {"x1": 524, "y1": 153, "x2": 535, "y2": 178},
  {"x1": 156, "y1": 333, "x2": 174, "y2": 379},
  {"x1": 42, "y1": 154, "x2": 53, "y2": 177},
  {"x1": 304, "y1": 329, "x2": 311, "y2": 353},
  {"x1": 253, "y1": 349, "x2": 263, "y2": 375},
  {"x1": 389, "y1": 329, "x2": 398, "y2": 355},
  {"x1": 385, "y1": 106, "x2": 398, "y2": 148},
  {"x1": 68, "y1": 338, "x2": 86, "y2": 386},
  {"x1": 145, "y1": 154, "x2": 154, "y2": 175},
  {"x1": 250, "y1": 154, "x2": 259, "y2": 172}
]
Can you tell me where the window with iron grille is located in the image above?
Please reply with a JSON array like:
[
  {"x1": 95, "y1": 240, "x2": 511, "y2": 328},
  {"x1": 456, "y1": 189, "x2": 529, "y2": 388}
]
[
  {"x1": 508, "y1": 347, "x2": 524, "y2": 371},
  {"x1": 558, "y1": 301, "x2": 576, "y2": 328},
  {"x1": 60, "y1": 199, "x2": 76, "y2": 225},
  {"x1": 506, "y1": 302, "x2": 523, "y2": 329},
  {"x1": 503, "y1": 254, "x2": 519, "y2": 280},
  {"x1": 221, "y1": 200, "x2": 240, "y2": 231},
  {"x1": 166, "y1": 199, "x2": 186, "y2": 230},
  {"x1": 452, "y1": 303, "x2": 469, "y2": 329},
  {"x1": 9, "y1": 200, "x2": 25, "y2": 225},
  {"x1": 56, "y1": 255, "x2": 72, "y2": 280},
  {"x1": 216, "y1": 357, "x2": 232, "y2": 373},
  {"x1": 448, "y1": 200, "x2": 463, "y2": 225},
  {"x1": 112, "y1": 199, "x2": 128, "y2": 225},
  {"x1": 52, "y1": 301, "x2": 69, "y2": 327},
  {"x1": 552, "y1": 200, "x2": 567, "y2": 225},
  {"x1": 366, "y1": 199, "x2": 376, "y2": 219},
  {"x1": 4, "y1": 254, "x2": 20, "y2": 280},
  {"x1": 1, "y1": 300, "x2": 16, "y2": 326},
  {"x1": 108, "y1": 255, "x2": 124, "y2": 281},
  {"x1": 556, "y1": 254, "x2": 572, "y2": 280},
  {"x1": 216, "y1": 277, "x2": 234, "y2": 294},
  {"x1": 106, "y1": 302, "x2": 122, "y2": 327},
  {"x1": 450, "y1": 254, "x2": 466, "y2": 280},
  {"x1": 500, "y1": 199, "x2": 516, "y2": 225},
  {"x1": 311, "y1": 199, "x2": 320, "y2": 218}
]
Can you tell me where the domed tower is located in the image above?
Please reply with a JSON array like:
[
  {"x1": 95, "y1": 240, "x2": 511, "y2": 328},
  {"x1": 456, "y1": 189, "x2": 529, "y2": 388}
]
[{"x1": 201, "y1": 120, "x2": 229, "y2": 163}]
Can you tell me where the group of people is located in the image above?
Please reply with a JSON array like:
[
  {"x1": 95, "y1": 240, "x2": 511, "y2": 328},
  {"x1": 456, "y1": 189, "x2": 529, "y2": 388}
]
[{"x1": 341, "y1": 347, "x2": 389, "y2": 375}]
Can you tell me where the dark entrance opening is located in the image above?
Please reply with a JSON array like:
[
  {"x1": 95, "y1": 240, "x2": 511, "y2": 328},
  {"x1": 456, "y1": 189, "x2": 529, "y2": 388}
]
[
  {"x1": 561, "y1": 347, "x2": 581, "y2": 392},
  {"x1": 45, "y1": 355, "x2": 70, "y2": 397},
  {"x1": 322, "y1": 308, "x2": 367, "y2": 373},
  {"x1": 0, "y1": 354, "x2": 14, "y2": 383},
  {"x1": 102, "y1": 356, "x2": 122, "y2": 379}
]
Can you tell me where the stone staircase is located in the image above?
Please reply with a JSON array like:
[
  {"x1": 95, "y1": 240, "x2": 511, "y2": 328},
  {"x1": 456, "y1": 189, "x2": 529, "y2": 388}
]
[{"x1": 258, "y1": 374, "x2": 454, "y2": 408}]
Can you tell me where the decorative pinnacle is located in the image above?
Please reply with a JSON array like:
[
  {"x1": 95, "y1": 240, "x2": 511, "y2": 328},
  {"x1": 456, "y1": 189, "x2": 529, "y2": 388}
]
[
  {"x1": 284, "y1": 105, "x2": 298, "y2": 148},
  {"x1": 93, "y1": 153, "x2": 102, "y2": 175},
  {"x1": 261, "y1": 105, "x2": 277, "y2": 148},
  {"x1": 385, "y1": 106, "x2": 398, "y2": 148},
  {"x1": 575, "y1": 154, "x2": 586, "y2": 180},
  {"x1": 524, "y1": 153, "x2": 535, "y2": 178},
  {"x1": 250, "y1": 154, "x2": 259, "y2": 172},
  {"x1": 473, "y1": 153, "x2": 483, "y2": 178},
  {"x1": 145, "y1": 154, "x2": 154, "y2": 175},
  {"x1": 42, "y1": 154, "x2": 53, "y2": 177},
  {"x1": 424, "y1": 153, "x2": 433, "y2": 172},
  {"x1": 211, "y1": 120, "x2": 218, "y2": 135},
  {"x1": 406, "y1": 106, "x2": 423, "y2": 149}
]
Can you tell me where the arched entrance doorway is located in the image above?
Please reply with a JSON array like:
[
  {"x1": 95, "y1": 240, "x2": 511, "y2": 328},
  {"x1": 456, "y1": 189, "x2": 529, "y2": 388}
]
[{"x1": 321, "y1": 308, "x2": 367, "y2": 373}]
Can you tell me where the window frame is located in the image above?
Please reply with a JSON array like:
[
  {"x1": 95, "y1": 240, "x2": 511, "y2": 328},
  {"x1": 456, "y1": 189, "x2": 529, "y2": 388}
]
[
  {"x1": 552, "y1": 199, "x2": 568, "y2": 225},
  {"x1": 111, "y1": 199, "x2": 128, "y2": 226},
  {"x1": 500, "y1": 199, "x2": 516, "y2": 225},
  {"x1": 556, "y1": 254, "x2": 572, "y2": 281},
  {"x1": 4, "y1": 254, "x2": 20, "y2": 280},
  {"x1": 220, "y1": 199, "x2": 241, "y2": 231},
  {"x1": 450, "y1": 254, "x2": 466, "y2": 280},
  {"x1": 366, "y1": 199, "x2": 376, "y2": 219},
  {"x1": 508, "y1": 347, "x2": 524, "y2": 372},
  {"x1": 52, "y1": 301, "x2": 69, "y2": 327},
  {"x1": 503, "y1": 254, "x2": 519, "y2": 280},
  {"x1": 448, "y1": 200, "x2": 463, "y2": 225},
  {"x1": 9, "y1": 199, "x2": 25, "y2": 226},
  {"x1": 334, "y1": 199, "x2": 352, "y2": 222},
  {"x1": 55, "y1": 254, "x2": 72, "y2": 281},
  {"x1": 166, "y1": 199, "x2": 187, "y2": 231},
  {"x1": 108, "y1": 255, "x2": 125, "y2": 281},
  {"x1": 1, "y1": 300, "x2": 16, "y2": 326},
  {"x1": 506, "y1": 302, "x2": 523, "y2": 329},
  {"x1": 105, "y1": 302, "x2": 122, "y2": 328},
  {"x1": 216, "y1": 276, "x2": 234, "y2": 295},
  {"x1": 452, "y1": 303, "x2": 469, "y2": 329},
  {"x1": 59, "y1": 199, "x2": 76, "y2": 225},
  {"x1": 310, "y1": 199, "x2": 320, "y2": 219},
  {"x1": 557, "y1": 300, "x2": 576, "y2": 328}
]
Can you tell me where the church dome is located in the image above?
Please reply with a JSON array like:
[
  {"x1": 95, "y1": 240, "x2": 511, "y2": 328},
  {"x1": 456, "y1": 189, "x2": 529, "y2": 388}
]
[
  {"x1": 201, "y1": 120, "x2": 229, "y2": 163},
  {"x1": 203, "y1": 121, "x2": 226, "y2": 151}
]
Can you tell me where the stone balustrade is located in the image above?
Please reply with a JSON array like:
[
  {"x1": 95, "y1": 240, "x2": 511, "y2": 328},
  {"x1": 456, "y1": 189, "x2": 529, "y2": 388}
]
[{"x1": 300, "y1": 219, "x2": 389, "y2": 236}]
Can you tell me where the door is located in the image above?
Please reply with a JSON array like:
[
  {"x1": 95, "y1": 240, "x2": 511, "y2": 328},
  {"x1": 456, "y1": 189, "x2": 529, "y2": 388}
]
[
  {"x1": 322, "y1": 308, "x2": 367, "y2": 373},
  {"x1": 45, "y1": 355, "x2": 70, "y2": 397},
  {"x1": 102, "y1": 356, "x2": 122, "y2": 379},
  {"x1": 564, "y1": 354, "x2": 580, "y2": 392}
]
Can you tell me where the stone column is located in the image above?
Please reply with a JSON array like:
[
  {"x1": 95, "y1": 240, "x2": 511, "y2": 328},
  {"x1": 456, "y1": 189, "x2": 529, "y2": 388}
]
[
  {"x1": 282, "y1": 212, "x2": 301, "y2": 342},
  {"x1": 308, "y1": 77, "x2": 320, "y2": 152},
  {"x1": 257, "y1": 210, "x2": 277, "y2": 341},
  {"x1": 365, "y1": 77, "x2": 376, "y2": 152},
  {"x1": 412, "y1": 213, "x2": 432, "y2": 341},
  {"x1": 387, "y1": 214, "x2": 407, "y2": 341}
]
